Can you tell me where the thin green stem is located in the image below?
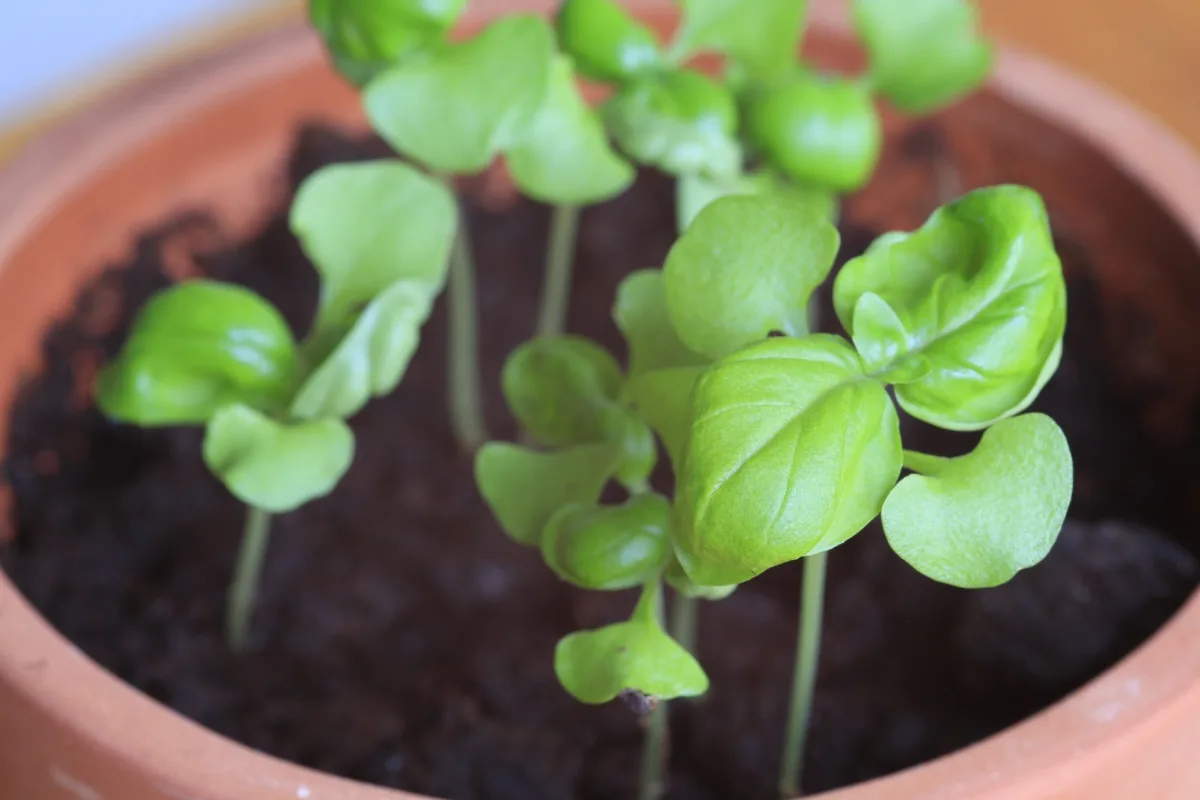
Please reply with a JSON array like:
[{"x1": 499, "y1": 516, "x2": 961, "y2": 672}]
[
  {"x1": 639, "y1": 582, "x2": 670, "y2": 800},
  {"x1": 447, "y1": 221, "x2": 487, "y2": 452},
  {"x1": 536, "y1": 204, "x2": 581, "y2": 337},
  {"x1": 779, "y1": 551, "x2": 828, "y2": 799},
  {"x1": 226, "y1": 505, "x2": 273, "y2": 651},
  {"x1": 669, "y1": 592, "x2": 699, "y2": 656}
]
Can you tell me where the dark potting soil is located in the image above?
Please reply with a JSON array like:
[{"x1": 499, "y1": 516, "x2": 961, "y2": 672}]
[{"x1": 4, "y1": 120, "x2": 1200, "y2": 800}]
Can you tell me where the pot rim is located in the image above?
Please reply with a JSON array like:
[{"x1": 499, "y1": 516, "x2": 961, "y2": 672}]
[{"x1": 1, "y1": 8, "x2": 1199, "y2": 800}]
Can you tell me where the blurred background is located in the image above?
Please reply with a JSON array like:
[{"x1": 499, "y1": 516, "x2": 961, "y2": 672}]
[{"x1": 1, "y1": 0, "x2": 1197, "y2": 157}]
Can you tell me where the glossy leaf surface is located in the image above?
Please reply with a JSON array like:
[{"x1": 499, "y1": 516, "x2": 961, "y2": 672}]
[
  {"x1": 882, "y1": 413, "x2": 1072, "y2": 587},
  {"x1": 556, "y1": 0, "x2": 662, "y2": 83},
  {"x1": 96, "y1": 280, "x2": 299, "y2": 426},
  {"x1": 834, "y1": 185, "x2": 1066, "y2": 430},
  {"x1": 675, "y1": 168, "x2": 835, "y2": 232},
  {"x1": 541, "y1": 494, "x2": 673, "y2": 590},
  {"x1": 663, "y1": 194, "x2": 839, "y2": 359},
  {"x1": 672, "y1": 0, "x2": 808, "y2": 80},
  {"x1": 676, "y1": 336, "x2": 902, "y2": 585}
]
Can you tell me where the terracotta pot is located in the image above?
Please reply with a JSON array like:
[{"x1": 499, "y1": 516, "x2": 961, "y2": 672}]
[{"x1": 2, "y1": 2, "x2": 1200, "y2": 798}]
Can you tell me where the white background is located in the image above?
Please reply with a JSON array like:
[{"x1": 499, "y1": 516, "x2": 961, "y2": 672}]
[{"x1": 0, "y1": 0, "x2": 270, "y2": 124}]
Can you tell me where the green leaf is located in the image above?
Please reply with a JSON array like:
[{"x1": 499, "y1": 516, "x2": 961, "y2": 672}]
[
  {"x1": 203, "y1": 404, "x2": 354, "y2": 513},
  {"x1": 663, "y1": 194, "x2": 839, "y2": 359},
  {"x1": 882, "y1": 413, "x2": 1073, "y2": 588},
  {"x1": 853, "y1": 0, "x2": 993, "y2": 113},
  {"x1": 541, "y1": 493, "x2": 673, "y2": 590},
  {"x1": 556, "y1": 0, "x2": 663, "y2": 84},
  {"x1": 676, "y1": 335, "x2": 902, "y2": 585},
  {"x1": 744, "y1": 73, "x2": 882, "y2": 193},
  {"x1": 506, "y1": 55, "x2": 635, "y2": 205},
  {"x1": 363, "y1": 15, "x2": 554, "y2": 174},
  {"x1": 603, "y1": 68, "x2": 741, "y2": 179},
  {"x1": 613, "y1": 270, "x2": 708, "y2": 378},
  {"x1": 833, "y1": 185, "x2": 1067, "y2": 430},
  {"x1": 626, "y1": 366, "x2": 704, "y2": 468},
  {"x1": 309, "y1": 0, "x2": 467, "y2": 86},
  {"x1": 290, "y1": 279, "x2": 436, "y2": 421},
  {"x1": 95, "y1": 280, "x2": 299, "y2": 426},
  {"x1": 676, "y1": 168, "x2": 836, "y2": 231},
  {"x1": 555, "y1": 582, "x2": 709, "y2": 703},
  {"x1": 475, "y1": 442, "x2": 620, "y2": 546},
  {"x1": 502, "y1": 336, "x2": 655, "y2": 489},
  {"x1": 290, "y1": 160, "x2": 457, "y2": 355},
  {"x1": 672, "y1": 0, "x2": 809, "y2": 80}
]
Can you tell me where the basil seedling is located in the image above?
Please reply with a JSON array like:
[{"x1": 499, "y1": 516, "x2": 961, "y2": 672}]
[
  {"x1": 96, "y1": 161, "x2": 457, "y2": 650},
  {"x1": 661, "y1": 188, "x2": 1070, "y2": 796}
]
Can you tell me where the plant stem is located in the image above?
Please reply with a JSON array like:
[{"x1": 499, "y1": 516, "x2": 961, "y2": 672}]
[
  {"x1": 779, "y1": 551, "x2": 828, "y2": 799},
  {"x1": 670, "y1": 592, "x2": 699, "y2": 655},
  {"x1": 639, "y1": 582, "x2": 670, "y2": 800},
  {"x1": 226, "y1": 505, "x2": 273, "y2": 651},
  {"x1": 448, "y1": 221, "x2": 487, "y2": 452},
  {"x1": 536, "y1": 204, "x2": 581, "y2": 337}
]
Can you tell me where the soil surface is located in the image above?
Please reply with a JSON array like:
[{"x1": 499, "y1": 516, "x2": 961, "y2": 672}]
[{"x1": 4, "y1": 120, "x2": 1200, "y2": 799}]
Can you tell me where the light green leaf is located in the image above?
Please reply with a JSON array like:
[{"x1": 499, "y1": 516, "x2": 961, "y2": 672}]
[
  {"x1": 665, "y1": 555, "x2": 736, "y2": 600},
  {"x1": 290, "y1": 279, "x2": 435, "y2": 421},
  {"x1": 744, "y1": 73, "x2": 882, "y2": 193},
  {"x1": 603, "y1": 68, "x2": 741, "y2": 179},
  {"x1": 555, "y1": 582, "x2": 709, "y2": 703},
  {"x1": 309, "y1": 0, "x2": 468, "y2": 86},
  {"x1": 363, "y1": 15, "x2": 554, "y2": 174},
  {"x1": 853, "y1": 0, "x2": 993, "y2": 113},
  {"x1": 541, "y1": 494, "x2": 673, "y2": 590},
  {"x1": 676, "y1": 335, "x2": 902, "y2": 585},
  {"x1": 672, "y1": 0, "x2": 809, "y2": 80},
  {"x1": 95, "y1": 280, "x2": 299, "y2": 426},
  {"x1": 289, "y1": 160, "x2": 457, "y2": 354},
  {"x1": 556, "y1": 0, "x2": 663, "y2": 84},
  {"x1": 834, "y1": 185, "x2": 1066, "y2": 430},
  {"x1": 501, "y1": 336, "x2": 655, "y2": 489},
  {"x1": 506, "y1": 55, "x2": 635, "y2": 205},
  {"x1": 203, "y1": 404, "x2": 354, "y2": 513},
  {"x1": 626, "y1": 366, "x2": 704, "y2": 468},
  {"x1": 613, "y1": 270, "x2": 708, "y2": 378},
  {"x1": 475, "y1": 442, "x2": 620, "y2": 546},
  {"x1": 676, "y1": 168, "x2": 836, "y2": 231},
  {"x1": 663, "y1": 194, "x2": 839, "y2": 359},
  {"x1": 882, "y1": 413, "x2": 1073, "y2": 588}
]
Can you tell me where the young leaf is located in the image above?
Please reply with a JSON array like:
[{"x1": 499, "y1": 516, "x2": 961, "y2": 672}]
[
  {"x1": 613, "y1": 270, "x2": 708, "y2": 378},
  {"x1": 671, "y1": 0, "x2": 809, "y2": 81},
  {"x1": 676, "y1": 168, "x2": 835, "y2": 232},
  {"x1": 882, "y1": 413, "x2": 1072, "y2": 588},
  {"x1": 475, "y1": 442, "x2": 620, "y2": 546},
  {"x1": 626, "y1": 366, "x2": 704, "y2": 468},
  {"x1": 290, "y1": 160, "x2": 457, "y2": 355},
  {"x1": 541, "y1": 493, "x2": 673, "y2": 590},
  {"x1": 203, "y1": 404, "x2": 354, "y2": 513},
  {"x1": 555, "y1": 582, "x2": 709, "y2": 703},
  {"x1": 505, "y1": 55, "x2": 635, "y2": 205},
  {"x1": 556, "y1": 0, "x2": 662, "y2": 84},
  {"x1": 676, "y1": 335, "x2": 902, "y2": 586},
  {"x1": 744, "y1": 73, "x2": 882, "y2": 193},
  {"x1": 95, "y1": 280, "x2": 299, "y2": 426},
  {"x1": 853, "y1": 0, "x2": 993, "y2": 113},
  {"x1": 502, "y1": 336, "x2": 656, "y2": 489},
  {"x1": 833, "y1": 185, "x2": 1066, "y2": 430},
  {"x1": 603, "y1": 68, "x2": 741, "y2": 179},
  {"x1": 309, "y1": 0, "x2": 467, "y2": 86},
  {"x1": 289, "y1": 279, "x2": 436, "y2": 421},
  {"x1": 663, "y1": 194, "x2": 839, "y2": 359},
  {"x1": 363, "y1": 15, "x2": 554, "y2": 174}
]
